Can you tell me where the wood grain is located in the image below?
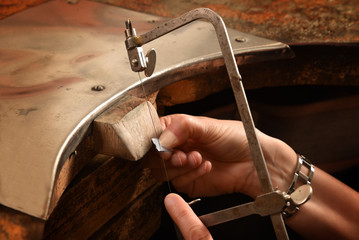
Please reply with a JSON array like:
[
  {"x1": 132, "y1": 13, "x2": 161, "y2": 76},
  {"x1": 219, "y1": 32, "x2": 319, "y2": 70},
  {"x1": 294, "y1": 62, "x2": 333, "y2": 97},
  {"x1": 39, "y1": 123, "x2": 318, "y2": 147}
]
[
  {"x1": 93, "y1": 94, "x2": 162, "y2": 161},
  {"x1": 44, "y1": 154, "x2": 163, "y2": 239}
]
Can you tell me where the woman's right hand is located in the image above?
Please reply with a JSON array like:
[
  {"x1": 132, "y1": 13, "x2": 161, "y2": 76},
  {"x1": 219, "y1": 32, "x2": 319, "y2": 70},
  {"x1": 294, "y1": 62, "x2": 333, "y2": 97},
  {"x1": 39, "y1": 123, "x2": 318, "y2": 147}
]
[{"x1": 146, "y1": 114, "x2": 297, "y2": 199}]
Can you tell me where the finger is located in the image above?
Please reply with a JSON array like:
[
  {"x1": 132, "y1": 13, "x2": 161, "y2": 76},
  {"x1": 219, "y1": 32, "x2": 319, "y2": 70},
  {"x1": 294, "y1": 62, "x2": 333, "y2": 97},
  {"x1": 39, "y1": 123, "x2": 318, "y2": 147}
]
[
  {"x1": 158, "y1": 129, "x2": 182, "y2": 150},
  {"x1": 164, "y1": 193, "x2": 212, "y2": 240},
  {"x1": 141, "y1": 151, "x2": 172, "y2": 169},
  {"x1": 150, "y1": 161, "x2": 205, "y2": 182},
  {"x1": 159, "y1": 114, "x2": 205, "y2": 150},
  {"x1": 171, "y1": 161, "x2": 212, "y2": 194},
  {"x1": 142, "y1": 150, "x2": 202, "y2": 169},
  {"x1": 171, "y1": 150, "x2": 202, "y2": 168},
  {"x1": 167, "y1": 157, "x2": 209, "y2": 180}
]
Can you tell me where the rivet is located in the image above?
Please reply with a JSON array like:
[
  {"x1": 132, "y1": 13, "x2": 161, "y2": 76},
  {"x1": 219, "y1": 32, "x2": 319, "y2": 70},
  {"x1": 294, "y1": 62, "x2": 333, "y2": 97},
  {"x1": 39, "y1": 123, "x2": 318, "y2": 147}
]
[
  {"x1": 235, "y1": 36, "x2": 246, "y2": 43},
  {"x1": 131, "y1": 59, "x2": 138, "y2": 67},
  {"x1": 92, "y1": 85, "x2": 105, "y2": 91}
]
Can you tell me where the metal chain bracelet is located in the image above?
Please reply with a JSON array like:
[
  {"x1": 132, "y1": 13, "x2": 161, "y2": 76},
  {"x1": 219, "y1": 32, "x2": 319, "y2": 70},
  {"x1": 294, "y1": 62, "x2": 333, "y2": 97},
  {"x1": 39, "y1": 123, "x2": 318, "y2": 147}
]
[
  {"x1": 283, "y1": 155, "x2": 315, "y2": 218},
  {"x1": 287, "y1": 155, "x2": 315, "y2": 194}
]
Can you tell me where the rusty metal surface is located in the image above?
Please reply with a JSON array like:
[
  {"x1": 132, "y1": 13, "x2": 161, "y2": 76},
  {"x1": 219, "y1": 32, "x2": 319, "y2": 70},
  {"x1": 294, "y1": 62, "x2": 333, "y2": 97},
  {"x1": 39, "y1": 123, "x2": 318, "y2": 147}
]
[
  {"x1": 0, "y1": 0, "x2": 292, "y2": 219},
  {"x1": 0, "y1": 0, "x2": 48, "y2": 20},
  {"x1": 93, "y1": 0, "x2": 359, "y2": 44},
  {"x1": 2, "y1": 0, "x2": 358, "y2": 43}
]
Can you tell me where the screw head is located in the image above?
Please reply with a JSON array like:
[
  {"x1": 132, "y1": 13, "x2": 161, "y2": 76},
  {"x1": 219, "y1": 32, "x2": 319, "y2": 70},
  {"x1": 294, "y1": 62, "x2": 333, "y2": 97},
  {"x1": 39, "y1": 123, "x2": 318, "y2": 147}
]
[
  {"x1": 235, "y1": 36, "x2": 246, "y2": 43},
  {"x1": 91, "y1": 85, "x2": 105, "y2": 91},
  {"x1": 131, "y1": 59, "x2": 138, "y2": 67}
]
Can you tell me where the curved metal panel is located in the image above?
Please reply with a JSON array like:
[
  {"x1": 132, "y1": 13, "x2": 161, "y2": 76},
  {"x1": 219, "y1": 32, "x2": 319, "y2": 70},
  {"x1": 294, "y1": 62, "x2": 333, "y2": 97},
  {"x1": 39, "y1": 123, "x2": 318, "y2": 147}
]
[{"x1": 0, "y1": 0, "x2": 292, "y2": 219}]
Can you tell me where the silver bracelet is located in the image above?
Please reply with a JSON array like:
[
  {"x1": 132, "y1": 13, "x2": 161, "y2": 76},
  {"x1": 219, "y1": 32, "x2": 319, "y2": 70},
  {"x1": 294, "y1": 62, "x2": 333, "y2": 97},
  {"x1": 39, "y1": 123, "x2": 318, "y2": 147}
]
[
  {"x1": 283, "y1": 155, "x2": 314, "y2": 218},
  {"x1": 287, "y1": 155, "x2": 314, "y2": 194}
]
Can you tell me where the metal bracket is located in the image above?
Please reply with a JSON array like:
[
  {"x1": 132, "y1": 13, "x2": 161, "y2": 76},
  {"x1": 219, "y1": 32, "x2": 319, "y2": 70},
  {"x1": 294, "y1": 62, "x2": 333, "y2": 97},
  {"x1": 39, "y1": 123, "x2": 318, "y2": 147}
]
[{"x1": 124, "y1": 8, "x2": 289, "y2": 239}]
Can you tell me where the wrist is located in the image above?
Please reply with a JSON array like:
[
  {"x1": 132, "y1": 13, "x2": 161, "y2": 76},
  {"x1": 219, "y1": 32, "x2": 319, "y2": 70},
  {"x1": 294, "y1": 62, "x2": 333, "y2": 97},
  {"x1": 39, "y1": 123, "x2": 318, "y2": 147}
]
[
  {"x1": 266, "y1": 138, "x2": 298, "y2": 193},
  {"x1": 244, "y1": 136, "x2": 297, "y2": 198}
]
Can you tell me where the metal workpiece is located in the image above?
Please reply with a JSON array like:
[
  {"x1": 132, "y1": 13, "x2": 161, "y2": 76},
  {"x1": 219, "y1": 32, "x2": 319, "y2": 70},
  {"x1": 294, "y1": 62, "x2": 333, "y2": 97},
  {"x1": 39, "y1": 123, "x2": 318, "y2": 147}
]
[
  {"x1": 0, "y1": 0, "x2": 292, "y2": 221},
  {"x1": 152, "y1": 138, "x2": 171, "y2": 152},
  {"x1": 125, "y1": 8, "x2": 288, "y2": 239}
]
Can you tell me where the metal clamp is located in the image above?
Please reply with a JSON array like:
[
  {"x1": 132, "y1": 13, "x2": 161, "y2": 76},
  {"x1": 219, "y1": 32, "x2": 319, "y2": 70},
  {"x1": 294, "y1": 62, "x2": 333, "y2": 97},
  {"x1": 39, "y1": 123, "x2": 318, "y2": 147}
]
[{"x1": 125, "y1": 20, "x2": 157, "y2": 77}]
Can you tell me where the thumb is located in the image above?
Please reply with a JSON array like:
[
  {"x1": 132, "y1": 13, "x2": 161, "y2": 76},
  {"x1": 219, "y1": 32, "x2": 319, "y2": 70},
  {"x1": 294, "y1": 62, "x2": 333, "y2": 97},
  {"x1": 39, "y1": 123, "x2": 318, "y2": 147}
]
[
  {"x1": 164, "y1": 193, "x2": 212, "y2": 240},
  {"x1": 159, "y1": 114, "x2": 204, "y2": 149},
  {"x1": 159, "y1": 128, "x2": 180, "y2": 150}
]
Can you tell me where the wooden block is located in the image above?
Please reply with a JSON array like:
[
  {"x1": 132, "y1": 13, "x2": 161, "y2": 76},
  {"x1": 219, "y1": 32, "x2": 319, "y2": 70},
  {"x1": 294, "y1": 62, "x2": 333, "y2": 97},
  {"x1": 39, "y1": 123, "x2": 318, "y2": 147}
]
[
  {"x1": 48, "y1": 136, "x2": 96, "y2": 217},
  {"x1": 93, "y1": 95, "x2": 162, "y2": 161},
  {"x1": 0, "y1": 153, "x2": 165, "y2": 240},
  {"x1": 89, "y1": 183, "x2": 165, "y2": 239},
  {"x1": 44, "y1": 154, "x2": 163, "y2": 239}
]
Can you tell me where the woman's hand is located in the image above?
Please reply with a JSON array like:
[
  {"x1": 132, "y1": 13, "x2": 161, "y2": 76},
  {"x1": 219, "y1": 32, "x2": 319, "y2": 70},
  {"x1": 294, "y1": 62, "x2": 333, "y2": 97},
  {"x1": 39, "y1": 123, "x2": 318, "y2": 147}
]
[
  {"x1": 146, "y1": 114, "x2": 359, "y2": 239},
  {"x1": 145, "y1": 114, "x2": 297, "y2": 199},
  {"x1": 164, "y1": 193, "x2": 212, "y2": 240}
]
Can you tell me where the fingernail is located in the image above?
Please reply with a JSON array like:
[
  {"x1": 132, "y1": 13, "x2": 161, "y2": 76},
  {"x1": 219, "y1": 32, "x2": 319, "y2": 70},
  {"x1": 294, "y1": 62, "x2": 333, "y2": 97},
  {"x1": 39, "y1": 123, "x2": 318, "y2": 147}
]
[
  {"x1": 164, "y1": 193, "x2": 177, "y2": 207},
  {"x1": 201, "y1": 161, "x2": 212, "y2": 173},
  {"x1": 188, "y1": 152, "x2": 201, "y2": 168},
  {"x1": 159, "y1": 130, "x2": 178, "y2": 149}
]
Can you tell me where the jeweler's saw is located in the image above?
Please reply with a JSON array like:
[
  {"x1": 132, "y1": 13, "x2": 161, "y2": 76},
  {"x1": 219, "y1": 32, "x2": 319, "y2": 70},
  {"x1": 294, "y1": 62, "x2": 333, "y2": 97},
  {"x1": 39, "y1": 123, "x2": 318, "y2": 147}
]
[{"x1": 124, "y1": 8, "x2": 311, "y2": 240}]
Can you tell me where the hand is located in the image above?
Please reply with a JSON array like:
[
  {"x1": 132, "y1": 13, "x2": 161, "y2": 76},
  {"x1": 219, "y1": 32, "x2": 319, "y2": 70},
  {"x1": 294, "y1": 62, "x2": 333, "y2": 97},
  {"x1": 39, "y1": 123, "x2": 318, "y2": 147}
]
[
  {"x1": 150, "y1": 115, "x2": 359, "y2": 240},
  {"x1": 164, "y1": 193, "x2": 212, "y2": 240},
  {"x1": 146, "y1": 114, "x2": 297, "y2": 199}
]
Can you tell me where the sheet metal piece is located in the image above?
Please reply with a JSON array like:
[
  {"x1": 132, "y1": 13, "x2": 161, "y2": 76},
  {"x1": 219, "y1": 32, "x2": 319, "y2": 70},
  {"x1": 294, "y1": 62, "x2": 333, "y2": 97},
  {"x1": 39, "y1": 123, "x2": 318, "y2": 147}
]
[
  {"x1": 152, "y1": 138, "x2": 171, "y2": 152},
  {"x1": 0, "y1": 0, "x2": 292, "y2": 219}
]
